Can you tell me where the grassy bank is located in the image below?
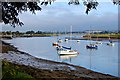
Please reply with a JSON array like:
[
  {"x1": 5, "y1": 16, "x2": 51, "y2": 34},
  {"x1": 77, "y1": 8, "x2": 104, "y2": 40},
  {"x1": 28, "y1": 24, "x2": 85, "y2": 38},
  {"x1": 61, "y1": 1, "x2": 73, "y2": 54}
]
[
  {"x1": 19, "y1": 33, "x2": 57, "y2": 37},
  {"x1": 2, "y1": 61, "x2": 34, "y2": 79},
  {"x1": 2, "y1": 60, "x2": 83, "y2": 80},
  {"x1": 83, "y1": 34, "x2": 120, "y2": 39}
]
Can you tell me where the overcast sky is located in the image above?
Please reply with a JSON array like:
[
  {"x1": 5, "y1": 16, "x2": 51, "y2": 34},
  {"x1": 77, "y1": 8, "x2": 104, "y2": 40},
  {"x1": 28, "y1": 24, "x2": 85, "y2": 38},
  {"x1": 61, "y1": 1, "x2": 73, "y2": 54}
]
[{"x1": 1, "y1": 1, "x2": 118, "y2": 32}]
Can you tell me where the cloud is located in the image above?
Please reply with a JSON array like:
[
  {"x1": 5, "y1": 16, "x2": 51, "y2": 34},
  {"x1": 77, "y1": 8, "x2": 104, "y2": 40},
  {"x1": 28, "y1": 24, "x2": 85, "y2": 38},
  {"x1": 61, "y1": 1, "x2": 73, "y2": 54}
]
[{"x1": 2, "y1": 2, "x2": 118, "y2": 32}]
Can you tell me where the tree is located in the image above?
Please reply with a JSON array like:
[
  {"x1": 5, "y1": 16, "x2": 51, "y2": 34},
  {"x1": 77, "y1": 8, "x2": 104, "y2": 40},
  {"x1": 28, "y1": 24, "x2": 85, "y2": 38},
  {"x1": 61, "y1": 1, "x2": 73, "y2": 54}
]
[
  {"x1": 36, "y1": 31, "x2": 42, "y2": 34},
  {"x1": 1, "y1": 0, "x2": 119, "y2": 27},
  {"x1": 26, "y1": 30, "x2": 35, "y2": 34},
  {"x1": 1, "y1": 2, "x2": 41, "y2": 27}
]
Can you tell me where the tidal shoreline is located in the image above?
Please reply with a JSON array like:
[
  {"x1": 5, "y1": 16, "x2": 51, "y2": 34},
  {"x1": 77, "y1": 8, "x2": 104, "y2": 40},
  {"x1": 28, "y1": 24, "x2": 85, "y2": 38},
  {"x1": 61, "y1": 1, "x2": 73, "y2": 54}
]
[{"x1": 0, "y1": 40, "x2": 119, "y2": 79}]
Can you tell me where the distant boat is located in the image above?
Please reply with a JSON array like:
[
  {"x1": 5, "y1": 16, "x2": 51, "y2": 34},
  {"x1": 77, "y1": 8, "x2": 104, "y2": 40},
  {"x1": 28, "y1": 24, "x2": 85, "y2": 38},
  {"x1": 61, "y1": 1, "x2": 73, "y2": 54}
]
[
  {"x1": 86, "y1": 29, "x2": 98, "y2": 49},
  {"x1": 77, "y1": 40, "x2": 80, "y2": 43},
  {"x1": 57, "y1": 31, "x2": 63, "y2": 43},
  {"x1": 52, "y1": 42, "x2": 59, "y2": 46},
  {"x1": 95, "y1": 34, "x2": 102, "y2": 44},
  {"x1": 64, "y1": 29, "x2": 69, "y2": 42},
  {"x1": 65, "y1": 38, "x2": 68, "y2": 42},
  {"x1": 77, "y1": 32, "x2": 80, "y2": 43},
  {"x1": 86, "y1": 44, "x2": 98, "y2": 49},
  {"x1": 107, "y1": 34, "x2": 115, "y2": 46},
  {"x1": 56, "y1": 46, "x2": 71, "y2": 51},
  {"x1": 107, "y1": 40, "x2": 115, "y2": 46},
  {"x1": 58, "y1": 39, "x2": 63, "y2": 43},
  {"x1": 96, "y1": 41, "x2": 102, "y2": 44}
]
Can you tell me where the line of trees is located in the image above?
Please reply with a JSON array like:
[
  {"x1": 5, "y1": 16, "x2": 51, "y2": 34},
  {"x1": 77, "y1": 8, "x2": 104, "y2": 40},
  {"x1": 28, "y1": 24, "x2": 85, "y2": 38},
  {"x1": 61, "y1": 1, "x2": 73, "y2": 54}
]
[{"x1": 1, "y1": 30, "x2": 120, "y2": 36}]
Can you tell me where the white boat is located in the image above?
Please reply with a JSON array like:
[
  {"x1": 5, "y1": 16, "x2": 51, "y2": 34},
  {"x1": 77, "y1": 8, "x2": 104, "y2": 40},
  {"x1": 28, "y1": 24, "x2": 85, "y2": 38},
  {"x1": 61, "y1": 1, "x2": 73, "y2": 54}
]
[
  {"x1": 59, "y1": 54, "x2": 78, "y2": 60},
  {"x1": 107, "y1": 41, "x2": 114, "y2": 46},
  {"x1": 65, "y1": 38, "x2": 68, "y2": 42},
  {"x1": 96, "y1": 41, "x2": 102, "y2": 44},
  {"x1": 107, "y1": 34, "x2": 115, "y2": 46},
  {"x1": 64, "y1": 29, "x2": 69, "y2": 42},
  {"x1": 77, "y1": 40, "x2": 80, "y2": 42},
  {"x1": 58, "y1": 39, "x2": 63, "y2": 43},
  {"x1": 95, "y1": 34, "x2": 102, "y2": 44},
  {"x1": 57, "y1": 49, "x2": 79, "y2": 55}
]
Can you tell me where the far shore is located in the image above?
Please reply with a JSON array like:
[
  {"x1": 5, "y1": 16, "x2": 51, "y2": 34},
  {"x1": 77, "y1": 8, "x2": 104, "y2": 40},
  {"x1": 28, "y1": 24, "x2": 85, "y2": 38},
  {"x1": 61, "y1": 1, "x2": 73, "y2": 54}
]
[
  {"x1": 0, "y1": 40, "x2": 120, "y2": 79},
  {"x1": 1, "y1": 33, "x2": 120, "y2": 42}
]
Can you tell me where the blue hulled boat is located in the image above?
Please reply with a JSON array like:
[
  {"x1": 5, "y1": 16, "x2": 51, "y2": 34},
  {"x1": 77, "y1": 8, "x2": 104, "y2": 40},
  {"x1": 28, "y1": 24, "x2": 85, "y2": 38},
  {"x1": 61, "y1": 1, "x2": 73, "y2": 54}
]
[{"x1": 86, "y1": 44, "x2": 98, "y2": 49}]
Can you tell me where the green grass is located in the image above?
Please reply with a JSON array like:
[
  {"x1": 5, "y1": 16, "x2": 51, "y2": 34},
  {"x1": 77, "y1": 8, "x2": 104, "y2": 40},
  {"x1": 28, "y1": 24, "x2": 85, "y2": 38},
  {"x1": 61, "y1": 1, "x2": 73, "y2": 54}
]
[
  {"x1": 2, "y1": 61, "x2": 34, "y2": 80},
  {"x1": 83, "y1": 34, "x2": 120, "y2": 39}
]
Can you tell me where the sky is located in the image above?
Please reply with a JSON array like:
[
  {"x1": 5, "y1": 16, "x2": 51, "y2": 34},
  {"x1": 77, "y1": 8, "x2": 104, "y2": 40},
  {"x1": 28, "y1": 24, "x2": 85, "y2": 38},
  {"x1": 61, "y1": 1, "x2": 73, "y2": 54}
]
[{"x1": 1, "y1": 0, "x2": 118, "y2": 32}]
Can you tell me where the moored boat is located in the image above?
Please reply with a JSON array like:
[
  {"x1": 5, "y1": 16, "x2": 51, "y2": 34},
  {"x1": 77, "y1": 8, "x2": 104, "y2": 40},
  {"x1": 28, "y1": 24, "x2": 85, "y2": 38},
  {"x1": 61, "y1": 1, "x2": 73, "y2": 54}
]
[
  {"x1": 96, "y1": 41, "x2": 102, "y2": 44},
  {"x1": 58, "y1": 39, "x2": 63, "y2": 43},
  {"x1": 107, "y1": 41, "x2": 114, "y2": 46},
  {"x1": 52, "y1": 42, "x2": 59, "y2": 46},
  {"x1": 77, "y1": 40, "x2": 80, "y2": 42},
  {"x1": 59, "y1": 54, "x2": 78, "y2": 59},
  {"x1": 57, "y1": 49, "x2": 79, "y2": 55},
  {"x1": 65, "y1": 38, "x2": 68, "y2": 42},
  {"x1": 86, "y1": 44, "x2": 98, "y2": 49}
]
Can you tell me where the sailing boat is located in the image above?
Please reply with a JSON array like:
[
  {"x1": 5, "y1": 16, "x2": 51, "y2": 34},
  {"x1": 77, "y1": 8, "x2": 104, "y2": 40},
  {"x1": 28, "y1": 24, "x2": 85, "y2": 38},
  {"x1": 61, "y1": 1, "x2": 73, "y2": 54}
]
[
  {"x1": 77, "y1": 39, "x2": 80, "y2": 43},
  {"x1": 96, "y1": 34, "x2": 102, "y2": 44},
  {"x1": 65, "y1": 38, "x2": 68, "y2": 42},
  {"x1": 86, "y1": 30, "x2": 98, "y2": 49},
  {"x1": 52, "y1": 42, "x2": 59, "y2": 46},
  {"x1": 64, "y1": 29, "x2": 69, "y2": 42},
  {"x1": 77, "y1": 32, "x2": 80, "y2": 42},
  {"x1": 107, "y1": 34, "x2": 114, "y2": 46},
  {"x1": 57, "y1": 26, "x2": 79, "y2": 55},
  {"x1": 52, "y1": 33, "x2": 59, "y2": 47},
  {"x1": 58, "y1": 39, "x2": 63, "y2": 43},
  {"x1": 58, "y1": 32, "x2": 63, "y2": 43}
]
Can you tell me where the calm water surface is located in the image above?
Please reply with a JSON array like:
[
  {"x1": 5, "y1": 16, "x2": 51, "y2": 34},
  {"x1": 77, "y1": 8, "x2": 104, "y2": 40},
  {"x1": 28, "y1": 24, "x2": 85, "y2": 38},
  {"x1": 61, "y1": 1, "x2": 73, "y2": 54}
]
[{"x1": 4, "y1": 36, "x2": 119, "y2": 77}]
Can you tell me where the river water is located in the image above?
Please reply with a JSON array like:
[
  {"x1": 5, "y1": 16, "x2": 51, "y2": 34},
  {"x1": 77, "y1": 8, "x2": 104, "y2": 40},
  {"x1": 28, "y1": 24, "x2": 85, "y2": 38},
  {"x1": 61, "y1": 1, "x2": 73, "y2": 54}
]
[{"x1": 3, "y1": 36, "x2": 119, "y2": 77}]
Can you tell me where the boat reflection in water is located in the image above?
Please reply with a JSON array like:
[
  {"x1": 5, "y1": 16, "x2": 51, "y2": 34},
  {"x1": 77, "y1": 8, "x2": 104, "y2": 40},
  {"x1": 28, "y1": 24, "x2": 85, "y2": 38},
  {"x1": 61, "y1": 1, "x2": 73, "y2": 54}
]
[{"x1": 58, "y1": 54, "x2": 78, "y2": 62}]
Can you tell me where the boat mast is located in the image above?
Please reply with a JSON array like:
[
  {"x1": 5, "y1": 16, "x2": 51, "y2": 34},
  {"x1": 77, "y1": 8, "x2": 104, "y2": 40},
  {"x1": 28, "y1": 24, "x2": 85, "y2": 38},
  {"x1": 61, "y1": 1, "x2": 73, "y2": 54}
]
[
  {"x1": 70, "y1": 25, "x2": 72, "y2": 48},
  {"x1": 70, "y1": 25, "x2": 72, "y2": 40}
]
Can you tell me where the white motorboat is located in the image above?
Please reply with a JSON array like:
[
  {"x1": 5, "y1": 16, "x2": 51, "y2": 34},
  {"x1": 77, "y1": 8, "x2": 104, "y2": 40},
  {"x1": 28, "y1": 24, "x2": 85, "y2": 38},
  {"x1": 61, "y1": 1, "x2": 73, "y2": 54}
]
[
  {"x1": 96, "y1": 41, "x2": 102, "y2": 44},
  {"x1": 77, "y1": 40, "x2": 80, "y2": 42},
  {"x1": 107, "y1": 42, "x2": 114, "y2": 46},
  {"x1": 65, "y1": 38, "x2": 68, "y2": 42},
  {"x1": 58, "y1": 39, "x2": 63, "y2": 43},
  {"x1": 59, "y1": 54, "x2": 78, "y2": 60},
  {"x1": 57, "y1": 49, "x2": 79, "y2": 55}
]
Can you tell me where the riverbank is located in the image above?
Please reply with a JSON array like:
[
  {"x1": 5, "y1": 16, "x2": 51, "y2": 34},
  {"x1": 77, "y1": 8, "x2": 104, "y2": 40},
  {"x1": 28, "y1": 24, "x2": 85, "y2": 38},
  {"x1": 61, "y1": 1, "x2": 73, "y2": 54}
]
[
  {"x1": 0, "y1": 40, "x2": 119, "y2": 79},
  {"x1": 83, "y1": 34, "x2": 120, "y2": 40}
]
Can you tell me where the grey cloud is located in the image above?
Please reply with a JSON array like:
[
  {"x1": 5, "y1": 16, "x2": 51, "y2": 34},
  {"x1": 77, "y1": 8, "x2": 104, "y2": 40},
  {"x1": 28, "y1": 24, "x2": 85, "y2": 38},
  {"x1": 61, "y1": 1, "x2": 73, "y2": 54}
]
[{"x1": 1, "y1": 2, "x2": 118, "y2": 32}]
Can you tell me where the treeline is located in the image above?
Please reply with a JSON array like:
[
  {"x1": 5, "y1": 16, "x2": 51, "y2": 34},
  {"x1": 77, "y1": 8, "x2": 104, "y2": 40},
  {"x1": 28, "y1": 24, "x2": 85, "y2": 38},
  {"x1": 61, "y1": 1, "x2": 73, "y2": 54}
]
[
  {"x1": 1, "y1": 30, "x2": 120, "y2": 35},
  {"x1": 0, "y1": 31, "x2": 58, "y2": 37}
]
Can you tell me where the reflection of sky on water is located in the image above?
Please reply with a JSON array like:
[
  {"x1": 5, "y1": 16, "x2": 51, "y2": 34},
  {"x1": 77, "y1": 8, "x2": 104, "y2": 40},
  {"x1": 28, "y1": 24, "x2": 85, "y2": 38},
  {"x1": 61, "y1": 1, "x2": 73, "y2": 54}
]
[{"x1": 4, "y1": 36, "x2": 119, "y2": 77}]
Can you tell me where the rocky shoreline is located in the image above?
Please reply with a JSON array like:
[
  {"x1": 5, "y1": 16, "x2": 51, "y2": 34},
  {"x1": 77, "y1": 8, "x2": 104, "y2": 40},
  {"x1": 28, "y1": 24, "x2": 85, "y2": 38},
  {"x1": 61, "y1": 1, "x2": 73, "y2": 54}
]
[{"x1": 0, "y1": 40, "x2": 119, "y2": 79}]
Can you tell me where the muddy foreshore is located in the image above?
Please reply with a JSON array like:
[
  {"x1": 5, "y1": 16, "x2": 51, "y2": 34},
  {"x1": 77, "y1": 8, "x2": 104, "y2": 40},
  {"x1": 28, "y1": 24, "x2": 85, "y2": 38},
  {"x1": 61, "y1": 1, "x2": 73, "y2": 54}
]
[{"x1": 0, "y1": 40, "x2": 119, "y2": 79}]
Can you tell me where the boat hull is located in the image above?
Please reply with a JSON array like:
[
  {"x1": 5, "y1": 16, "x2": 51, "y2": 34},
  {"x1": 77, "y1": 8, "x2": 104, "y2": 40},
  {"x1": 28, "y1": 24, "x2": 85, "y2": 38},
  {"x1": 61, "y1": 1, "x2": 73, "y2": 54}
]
[
  {"x1": 57, "y1": 50, "x2": 79, "y2": 55},
  {"x1": 107, "y1": 43, "x2": 114, "y2": 46},
  {"x1": 52, "y1": 42, "x2": 59, "y2": 46},
  {"x1": 86, "y1": 45, "x2": 98, "y2": 49}
]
